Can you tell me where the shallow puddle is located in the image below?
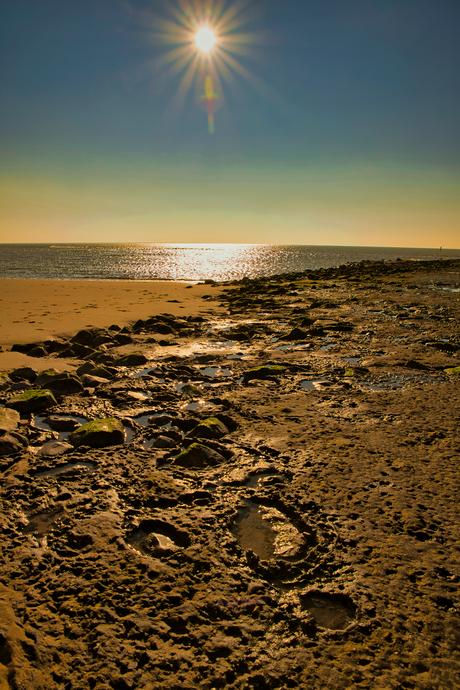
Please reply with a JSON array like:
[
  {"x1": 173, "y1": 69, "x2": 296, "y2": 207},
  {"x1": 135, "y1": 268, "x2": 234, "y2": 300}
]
[
  {"x1": 343, "y1": 357, "x2": 360, "y2": 366},
  {"x1": 200, "y1": 367, "x2": 232, "y2": 377},
  {"x1": 232, "y1": 499, "x2": 304, "y2": 561},
  {"x1": 232, "y1": 501, "x2": 277, "y2": 560},
  {"x1": 33, "y1": 414, "x2": 87, "y2": 441},
  {"x1": 300, "y1": 593, "x2": 356, "y2": 630},
  {"x1": 300, "y1": 379, "x2": 330, "y2": 390},
  {"x1": 22, "y1": 510, "x2": 65, "y2": 534},
  {"x1": 181, "y1": 400, "x2": 216, "y2": 412},
  {"x1": 131, "y1": 368, "x2": 155, "y2": 378},
  {"x1": 32, "y1": 461, "x2": 96, "y2": 478},
  {"x1": 245, "y1": 472, "x2": 285, "y2": 489}
]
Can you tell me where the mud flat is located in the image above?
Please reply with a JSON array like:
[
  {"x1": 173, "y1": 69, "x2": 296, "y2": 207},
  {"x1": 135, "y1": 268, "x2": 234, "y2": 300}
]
[{"x1": 0, "y1": 257, "x2": 459, "y2": 689}]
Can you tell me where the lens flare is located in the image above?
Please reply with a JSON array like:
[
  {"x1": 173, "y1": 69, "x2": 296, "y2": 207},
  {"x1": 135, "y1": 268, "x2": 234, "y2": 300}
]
[
  {"x1": 195, "y1": 26, "x2": 217, "y2": 53},
  {"x1": 147, "y1": 0, "x2": 270, "y2": 135}
]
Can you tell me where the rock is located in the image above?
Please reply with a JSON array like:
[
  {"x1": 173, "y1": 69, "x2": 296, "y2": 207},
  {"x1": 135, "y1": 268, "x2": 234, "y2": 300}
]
[
  {"x1": 27, "y1": 346, "x2": 48, "y2": 358},
  {"x1": 76, "y1": 362, "x2": 114, "y2": 379},
  {"x1": 70, "y1": 343, "x2": 97, "y2": 358},
  {"x1": 404, "y1": 359, "x2": 430, "y2": 370},
  {"x1": 0, "y1": 407, "x2": 20, "y2": 433},
  {"x1": 112, "y1": 333, "x2": 133, "y2": 345},
  {"x1": 8, "y1": 389, "x2": 57, "y2": 413},
  {"x1": 0, "y1": 431, "x2": 28, "y2": 456},
  {"x1": 151, "y1": 436, "x2": 177, "y2": 449},
  {"x1": 187, "y1": 417, "x2": 229, "y2": 440},
  {"x1": 181, "y1": 383, "x2": 201, "y2": 397},
  {"x1": 444, "y1": 366, "x2": 460, "y2": 376},
  {"x1": 91, "y1": 334, "x2": 115, "y2": 347},
  {"x1": 9, "y1": 367, "x2": 37, "y2": 383},
  {"x1": 426, "y1": 341, "x2": 460, "y2": 353},
  {"x1": 71, "y1": 329, "x2": 98, "y2": 346},
  {"x1": 243, "y1": 365, "x2": 286, "y2": 383},
  {"x1": 37, "y1": 441, "x2": 74, "y2": 457},
  {"x1": 45, "y1": 416, "x2": 81, "y2": 431},
  {"x1": 115, "y1": 352, "x2": 148, "y2": 367},
  {"x1": 280, "y1": 327, "x2": 309, "y2": 341},
  {"x1": 82, "y1": 374, "x2": 110, "y2": 388},
  {"x1": 149, "y1": 322, "x2": 176, "y2": 335},
  {"x1": 35, "y1": 370, "x2": 84, "y2": 395},
  {"x1": 10, "y1": 342, "x2": 39, "y2": 354},
  {"x1": 0, "y1": 375, "x2": 10, "y2": 391},
  {"x1": 173, "y1": 442, "x2": 227, "y2": 468},
  {"x1": 68, "y1": 417, "x2": 126, "y2": 448},
  {"x1": 10, "y1": 381, "x2": 32, "y2": 391}
]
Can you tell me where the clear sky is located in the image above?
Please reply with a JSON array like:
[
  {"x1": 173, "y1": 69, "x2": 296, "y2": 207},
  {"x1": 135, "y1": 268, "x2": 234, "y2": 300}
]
[{"x1": 1, "y1": 0, "x2": 459, "y2": 247}]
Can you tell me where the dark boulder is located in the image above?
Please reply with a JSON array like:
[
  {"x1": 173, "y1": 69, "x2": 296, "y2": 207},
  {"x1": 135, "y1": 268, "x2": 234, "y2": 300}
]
[
  {"x1": 68, "y1": 417, "x2": 125, "y2": 448},
  {"x1": 173, "y1": 443, "x2": 227, "y2": 468},
  {"x1": 8, "y1": 389, "x2": 57, "y2": 413}
]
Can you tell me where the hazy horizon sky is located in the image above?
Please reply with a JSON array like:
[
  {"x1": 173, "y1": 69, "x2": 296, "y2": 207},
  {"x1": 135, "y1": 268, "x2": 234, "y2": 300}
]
[{"x1": 1, "y1": 0, "x2": 459, "y2": 248}]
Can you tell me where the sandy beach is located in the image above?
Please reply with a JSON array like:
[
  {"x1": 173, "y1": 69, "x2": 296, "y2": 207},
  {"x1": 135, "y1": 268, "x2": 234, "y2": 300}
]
[
  {"x1": 0, "y1": 258, "x2": 459, "y2": 689},
  {"x1": 0, "y1": 279, "x2": 224, "y2": 371}
]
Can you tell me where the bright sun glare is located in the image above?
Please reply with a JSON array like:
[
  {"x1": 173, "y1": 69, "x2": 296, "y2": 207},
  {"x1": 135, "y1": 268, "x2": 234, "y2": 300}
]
[
  {"x1": 195, "y1": 26, "x2": 216, "y2": 54},
  {"x1": 149, "y1": 1, "x2": 275, "y2": 130}
]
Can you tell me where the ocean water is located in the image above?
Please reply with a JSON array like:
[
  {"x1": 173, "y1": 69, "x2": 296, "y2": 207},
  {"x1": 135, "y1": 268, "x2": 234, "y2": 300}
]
[{"x1": 0, "y1": 244, "x2": 458, "y2": 282}]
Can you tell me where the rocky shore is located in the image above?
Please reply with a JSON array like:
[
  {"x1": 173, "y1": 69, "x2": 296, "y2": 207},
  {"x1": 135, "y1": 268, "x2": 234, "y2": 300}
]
[{"x1": 1, "y1": 258, "x2": 459, "y2": 689}]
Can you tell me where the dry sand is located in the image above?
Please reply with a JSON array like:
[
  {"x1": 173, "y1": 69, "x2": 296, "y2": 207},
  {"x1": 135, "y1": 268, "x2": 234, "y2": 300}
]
[{"x1": 0, "y1": 279, "x2": 224, "y2": 371}]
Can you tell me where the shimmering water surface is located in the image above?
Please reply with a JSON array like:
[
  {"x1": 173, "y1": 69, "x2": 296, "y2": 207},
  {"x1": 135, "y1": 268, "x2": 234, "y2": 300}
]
[{"x1": 0, "y1": 244, "x2": 458, "y2": 282}]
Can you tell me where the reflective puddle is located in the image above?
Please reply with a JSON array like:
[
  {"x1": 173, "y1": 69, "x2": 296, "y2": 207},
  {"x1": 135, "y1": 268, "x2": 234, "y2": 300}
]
[
  {"x1": 32, "y1": 461, "x2": 96, "y2": 478},
  {"x1": 33, "y1": 414, "x2": 87, "y2": 441},
  {"x1": 181, "y1": 400, "x2": 216, "y2": 412},
  {"x1": 200, "y1": 366, "x2": 233, "y2": 377},
  {"x1": 300, "y1": 379, "x2": 330, "y2": 390},
  {"x1": 232, "y1": 501, "x2": 277, "y2": 560}
]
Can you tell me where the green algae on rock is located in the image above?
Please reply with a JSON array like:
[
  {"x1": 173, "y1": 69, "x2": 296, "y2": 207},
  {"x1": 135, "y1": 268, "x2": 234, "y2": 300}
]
[
  {"x1": 444, "y1": 366, "x2": 460, "y2": 376},
  {"x1": 173, "y1": 442, "x2": 226, "y2": 468},
  {"x1": 35, "y1": 369, "x2": 84, "y2": 395},
  {"x1": 8, "y1": 389, "x2": 57, "y2": 413},
  {"x1": 68, "y1": 417, "x2": 125, "y2": 448},
  {"x1": 187, "y1": 417, "x2": 229, "y2": 440},
  {"x1": 115, "y1": 352, "x2": 148, "y2": 366}
]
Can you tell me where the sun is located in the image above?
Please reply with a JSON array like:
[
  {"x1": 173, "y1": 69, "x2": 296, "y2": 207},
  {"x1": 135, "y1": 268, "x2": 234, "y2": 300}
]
[
  {"x1": 194, "y1": 26, "x2": 217, "y2": 54},
  {"x1": 147, "y1": 1, "x2": 272, "y2": 133}
]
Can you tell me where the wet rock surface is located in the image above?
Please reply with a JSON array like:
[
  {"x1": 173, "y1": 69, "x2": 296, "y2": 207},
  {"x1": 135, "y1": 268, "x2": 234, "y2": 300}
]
[{"x1": 0, "y1": 258, "x2": 460, "y2": 689}]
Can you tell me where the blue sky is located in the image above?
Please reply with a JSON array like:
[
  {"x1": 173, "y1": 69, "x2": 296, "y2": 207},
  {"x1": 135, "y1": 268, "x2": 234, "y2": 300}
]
[{"x1": 1, "y1": 0, "x2": 459, "y2": 246}]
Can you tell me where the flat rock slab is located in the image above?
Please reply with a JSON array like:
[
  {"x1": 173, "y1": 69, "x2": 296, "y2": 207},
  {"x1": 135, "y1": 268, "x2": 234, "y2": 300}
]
[{"x1": 0, "y1": 407, "x2": 20, "y2": 433}]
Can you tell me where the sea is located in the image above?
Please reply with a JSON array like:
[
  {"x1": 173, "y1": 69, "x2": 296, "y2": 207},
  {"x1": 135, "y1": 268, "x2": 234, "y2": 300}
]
[{"x1": 0, "y1": 244, "x2": 458, "y2": 283}]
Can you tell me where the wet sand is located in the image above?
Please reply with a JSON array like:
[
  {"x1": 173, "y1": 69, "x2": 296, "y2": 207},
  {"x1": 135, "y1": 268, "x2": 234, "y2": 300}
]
[{"x1": 0, "y1": 258, "x2": 459, "y2": 689}]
